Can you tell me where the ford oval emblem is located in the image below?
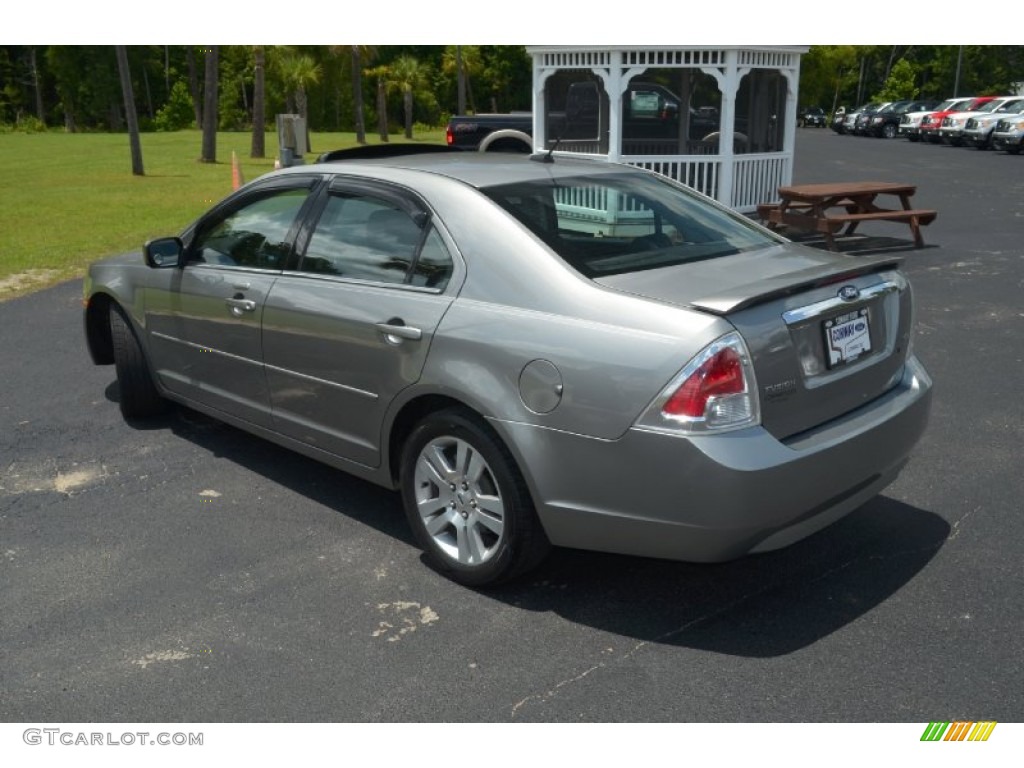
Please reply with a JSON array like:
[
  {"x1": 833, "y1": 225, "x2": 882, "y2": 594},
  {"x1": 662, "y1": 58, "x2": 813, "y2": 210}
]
[{"x1": 839, "y1": 285, "x2": 860, "y2": 301}]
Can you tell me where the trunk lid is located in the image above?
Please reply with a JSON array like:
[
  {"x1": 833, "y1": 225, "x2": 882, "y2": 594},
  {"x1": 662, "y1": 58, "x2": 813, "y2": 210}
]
[{"x1": 595, "y1": 246, "x2": 913, "y2": 440}]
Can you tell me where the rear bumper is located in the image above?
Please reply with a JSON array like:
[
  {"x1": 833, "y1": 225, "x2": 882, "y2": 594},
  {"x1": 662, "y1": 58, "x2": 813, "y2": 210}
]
[{"x1": 503, "y1": 356, "x2": 932, "y2": 563}]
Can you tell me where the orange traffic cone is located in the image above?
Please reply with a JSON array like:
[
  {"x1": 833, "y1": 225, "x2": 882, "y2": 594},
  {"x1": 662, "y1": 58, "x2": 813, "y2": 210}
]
[{"x1": 231, "y1": 151, "x2": 245, "y2": 190}]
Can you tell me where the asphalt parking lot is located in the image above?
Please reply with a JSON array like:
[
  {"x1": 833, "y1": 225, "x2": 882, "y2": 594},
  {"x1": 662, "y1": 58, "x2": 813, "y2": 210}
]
[{"x1": 2, "y1": 128, "x2": 1022, "y2": 723}]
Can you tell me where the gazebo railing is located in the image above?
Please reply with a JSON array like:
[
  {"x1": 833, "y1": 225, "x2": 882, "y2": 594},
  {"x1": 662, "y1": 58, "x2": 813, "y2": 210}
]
[
  {"x1": 545, "y1": 150, "x2": 792, "y2": 214},
  {"x1": 621, "y1": 155, "x2": 722, "y2": 203},
  {"x1": 731, "y1": 153, "x2": 790, "y2": 211},
  {"x1": 622, "y1": 152, "x2": 791, "y2": 213}
]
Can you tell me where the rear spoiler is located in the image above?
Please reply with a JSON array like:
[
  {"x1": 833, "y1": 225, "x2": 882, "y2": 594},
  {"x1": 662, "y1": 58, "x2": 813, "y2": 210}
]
[{"x1": 690, "y1": 253, "x2": 904, "y2": 315}]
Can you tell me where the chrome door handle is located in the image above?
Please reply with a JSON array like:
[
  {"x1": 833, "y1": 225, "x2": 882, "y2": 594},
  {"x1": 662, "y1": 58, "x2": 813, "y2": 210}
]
[
  {"x1": 375, "y1": 321, "x2": 422, "y2": 344},
  {"x1": 225, "y1": 297, "x2": 257, "y2": 316}
]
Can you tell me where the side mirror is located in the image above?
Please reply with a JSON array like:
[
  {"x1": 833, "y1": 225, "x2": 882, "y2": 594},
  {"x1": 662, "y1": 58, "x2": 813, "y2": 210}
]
[{"x1": 144, "y1": 237, "x2": 184, "y2": 269}]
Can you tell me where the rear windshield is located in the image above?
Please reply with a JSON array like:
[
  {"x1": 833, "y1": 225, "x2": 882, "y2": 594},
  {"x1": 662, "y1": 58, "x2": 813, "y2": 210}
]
[{"x1": 481, "y1": 172, "x2": 778, "y2": 278}]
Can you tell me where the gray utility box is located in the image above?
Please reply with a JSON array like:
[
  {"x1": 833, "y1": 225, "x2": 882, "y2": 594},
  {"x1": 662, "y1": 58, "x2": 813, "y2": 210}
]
[{"x1": 276, "y1": 114, "x2": 308, "y2": 167}]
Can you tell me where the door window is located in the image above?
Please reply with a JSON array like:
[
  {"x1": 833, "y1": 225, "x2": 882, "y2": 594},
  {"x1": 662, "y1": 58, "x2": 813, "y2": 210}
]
[
  {"x1": 191, "y1": 188, "x2": 310, "y2": 269},
  {"x1": 300, "y1": 193, "x2": 453, "y2": 289}
]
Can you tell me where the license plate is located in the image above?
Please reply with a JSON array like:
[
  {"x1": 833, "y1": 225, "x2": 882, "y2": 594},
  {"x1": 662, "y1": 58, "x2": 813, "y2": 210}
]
[{"x1": 824, "y1": 309, "x2": 871, "y2": 368}]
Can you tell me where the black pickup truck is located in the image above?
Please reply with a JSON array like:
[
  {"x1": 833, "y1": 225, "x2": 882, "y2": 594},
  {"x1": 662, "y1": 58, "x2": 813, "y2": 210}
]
[
  {"x1": 445, "y1": 112, "x2": 534, "y2": 152},
  {"x1": 445, "y1": 81, "x2": 719, "y2": 153}
]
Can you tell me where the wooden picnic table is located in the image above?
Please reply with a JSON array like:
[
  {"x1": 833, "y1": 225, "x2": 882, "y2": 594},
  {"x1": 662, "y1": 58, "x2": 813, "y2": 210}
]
[{"x1": 757, "y1": 181, "x2": 937, "y2": 251}]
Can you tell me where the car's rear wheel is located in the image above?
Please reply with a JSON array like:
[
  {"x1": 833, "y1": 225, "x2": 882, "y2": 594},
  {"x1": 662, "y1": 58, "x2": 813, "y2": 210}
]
[
  {"x1": 882, "y1": 123, "x2": 897, "y2": 139},
  {"x1": 110, "y1": 305, "x2": 166, "y2": 419},
  {"x1": 400, "y1": 409, "x2": 549, "y2": 586}
]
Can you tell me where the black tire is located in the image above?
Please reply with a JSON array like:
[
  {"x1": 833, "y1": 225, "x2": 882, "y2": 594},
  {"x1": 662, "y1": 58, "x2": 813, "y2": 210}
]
[
  {"x1": 110, "y1": 305, "x2": 166, "y2": 419},
  {"x1": 399, "y1": 408, "x2": 550, "y2": 587},
  {"x1": 882, "y1": 123, "x2": 897, "y2": 139}
]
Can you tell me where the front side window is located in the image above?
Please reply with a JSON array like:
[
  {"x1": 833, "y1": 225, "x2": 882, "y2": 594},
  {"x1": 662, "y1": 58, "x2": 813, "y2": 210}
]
[
  {"x1": 483, "y1": 172, "x2": 778, "y2": 278},
  {"x1": 300, "y1": 192, "x2": 453, "y2": 289},
  {"x1": 191, "y1": 187, "x2": 310, "y2": 269}
]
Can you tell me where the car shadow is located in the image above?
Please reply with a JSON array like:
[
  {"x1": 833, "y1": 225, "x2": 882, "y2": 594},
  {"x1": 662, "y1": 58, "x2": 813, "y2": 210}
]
[
  {"x1": 490, "y1": 495, "x2": 947, "y2": 657},
  {"x1": 110, "y1": 393, "x2": 415, "y2": 544},
  {"x1": 111, "y1": 388, "x2": 947, "y2": 658}
]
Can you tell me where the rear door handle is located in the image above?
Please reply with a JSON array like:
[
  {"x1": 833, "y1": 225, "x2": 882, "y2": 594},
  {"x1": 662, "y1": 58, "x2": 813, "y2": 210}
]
[{"x1": 375, "y1": 321, "x2": 422, "y2": 344}]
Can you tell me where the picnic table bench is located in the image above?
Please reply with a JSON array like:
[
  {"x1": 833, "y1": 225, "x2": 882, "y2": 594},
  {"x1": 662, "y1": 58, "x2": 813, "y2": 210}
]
[{"x1": 757, "y1": 181, "x2": 937, "y2": 251}]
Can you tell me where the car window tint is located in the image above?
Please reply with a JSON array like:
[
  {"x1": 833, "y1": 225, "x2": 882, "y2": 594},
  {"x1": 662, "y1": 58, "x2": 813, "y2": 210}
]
[
  {"x1": 193, "y1": 188, "x2": 309, "y2": 269},
  {"x1": 483, "y1": 173, "x2": 776, "y2": 278},
  {"x1": 301, "y1": 193, "x2": 431, "y2": 285}
]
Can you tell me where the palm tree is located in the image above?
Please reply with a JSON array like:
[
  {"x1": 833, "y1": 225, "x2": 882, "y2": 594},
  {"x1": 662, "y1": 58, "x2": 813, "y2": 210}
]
[
  {"x1": 351, "y1": 46, "x2": 369, "y2": 144},
  {"x1": 115, "y1": 46, "x2": 143, "y2": 175},
  {"x1": 389, "y1": 54, "x2": 429, "y2": 139},
  {"x1": 250, "y1": 46, "x2": 266, "y2": 158},
  {"x1": 30, "y1": 47, "x2": 46, "y2": 126},
  {"x1": 200, "y1": 46, "x2": 218, "y2": 163},
  {"x1": 186, "y1": 46, "x2": 202, "y2": 130},
  {"x1": 365, "y1": 64, "x2": 391, "y2": 142},
  {"x1": 330, "y1": 45, "x2": 376, "y2": 144},
  {"x1": 443, "y1": 45, "x2": 482, "y2": 114}
]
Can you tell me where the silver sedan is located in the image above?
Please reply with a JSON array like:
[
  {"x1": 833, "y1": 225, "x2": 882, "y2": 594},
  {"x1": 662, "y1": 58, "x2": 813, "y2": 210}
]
[{"x1": 83, "y1": 148, "x2": 933, "y2": 586}]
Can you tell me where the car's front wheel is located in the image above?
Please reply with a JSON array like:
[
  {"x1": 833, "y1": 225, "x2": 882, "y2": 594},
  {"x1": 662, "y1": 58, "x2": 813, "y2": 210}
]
[
  {"x1": 110, "y1": 305, "x2": 166, "y2": 419},
  {"x1": 400, "y1": 409, "x2": 549, "y2": 586},
  {"x1": 882, "y1": 123, "x2": 898, "y2": 139}
]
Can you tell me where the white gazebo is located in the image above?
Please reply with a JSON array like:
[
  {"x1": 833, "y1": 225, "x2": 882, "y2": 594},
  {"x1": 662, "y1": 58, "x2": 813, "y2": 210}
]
[{"x1": 526, "y1": 45, "x2": 807, "y2": 213}]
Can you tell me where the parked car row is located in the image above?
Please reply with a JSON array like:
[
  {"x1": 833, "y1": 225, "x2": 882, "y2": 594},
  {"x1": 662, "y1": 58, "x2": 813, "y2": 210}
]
[
  {"x1": 831, "y1": 96, "x2": 1024, "y2": 153},
  {"x1": 831, "y1": 100, "x2": 942, "y2": 138}
]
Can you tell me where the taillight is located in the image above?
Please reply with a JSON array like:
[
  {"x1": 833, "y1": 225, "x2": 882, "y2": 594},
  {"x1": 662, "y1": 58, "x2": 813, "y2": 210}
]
[
  {"x1": 446, "y1": 126, "x2": 454, "y2": 145},
  {"x1": 664, "y1": 347, "x2": 743, "y2": 418},
  {"x1": 635, "y1": 332, "x2": 760, "y2": 435}
]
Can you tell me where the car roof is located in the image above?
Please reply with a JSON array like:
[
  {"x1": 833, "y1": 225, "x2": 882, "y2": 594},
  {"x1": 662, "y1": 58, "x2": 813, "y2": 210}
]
[{"x1": 297, "y1": 149, "x2": 639, "y2": 189}]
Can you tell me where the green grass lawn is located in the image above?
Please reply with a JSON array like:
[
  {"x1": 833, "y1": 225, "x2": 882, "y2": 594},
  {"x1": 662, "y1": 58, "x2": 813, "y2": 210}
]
[{"x1": 0, "y1": 128, "x2": 446, "y2": 298}]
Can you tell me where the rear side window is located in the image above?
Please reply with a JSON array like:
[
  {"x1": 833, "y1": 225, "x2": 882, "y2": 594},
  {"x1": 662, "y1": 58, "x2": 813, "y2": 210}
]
[{"x1": 300, "y1": 193, "x2": 453, "y2": 289}]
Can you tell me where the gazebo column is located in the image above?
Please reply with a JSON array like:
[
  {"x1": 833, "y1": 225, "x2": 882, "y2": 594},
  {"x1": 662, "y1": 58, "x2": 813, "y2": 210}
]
[
  {"x1": 605, "y1": 52, "x2": 623, "y2": 162},
  {"x1": 781, "y1": 69, "x2": 800, "y2": 160},
  {"x1": 704, "y1": 51, "x2": 741, "y2": 208},
  {"x1": 603, "y1": 57, "x2": 647, "y2": 162},
  {"x1": 532, "y1": 66, "x2": 550, "y2": 151}
]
